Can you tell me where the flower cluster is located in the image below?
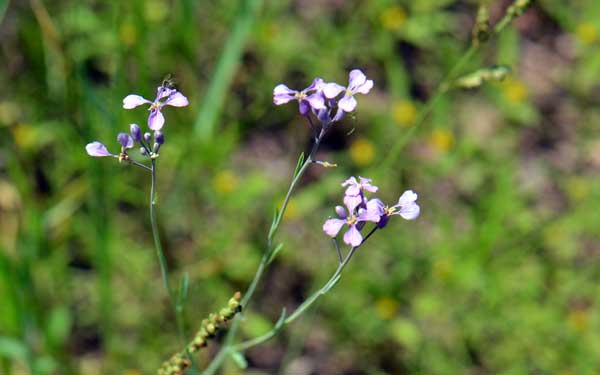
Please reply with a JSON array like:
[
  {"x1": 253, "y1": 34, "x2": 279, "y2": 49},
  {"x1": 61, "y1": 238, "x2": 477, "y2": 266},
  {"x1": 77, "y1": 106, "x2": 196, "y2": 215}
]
[
  {"x1": 323, "y1": 176, "x2": 420, "y2": 247},
  {"x1": 85, "y1": 83, "x2": 188, "y2": 161},
  {"x1": 273, "y1": 69, "x2": 373, "y2": 128}
]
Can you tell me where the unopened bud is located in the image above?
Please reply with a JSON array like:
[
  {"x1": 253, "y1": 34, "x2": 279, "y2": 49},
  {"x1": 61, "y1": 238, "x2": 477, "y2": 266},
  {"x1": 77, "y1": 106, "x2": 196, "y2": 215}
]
[
  {"x1": 206, "y1": 323, "x2": 216, "y2": 335},
  {"x1": 144, "y1": 132, "x2": 152, "y2": 143},
  {"x1": 335, "y1": 205, "x2": 346, "y2": 218},
  {"x1": 154, "y1": 131, "x2": 164, "y2": 145},
  {"x1": 140, "y1": 147, "x2": 148, "y2": 156},
  {"x1": 130, "y1": 123, "x2": 142, "y2": 141}
]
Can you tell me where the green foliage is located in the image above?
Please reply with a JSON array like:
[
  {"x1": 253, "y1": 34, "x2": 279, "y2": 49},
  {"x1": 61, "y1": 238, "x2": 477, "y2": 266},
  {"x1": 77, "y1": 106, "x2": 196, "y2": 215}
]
[{"x1": 0, "y1": 0, "x2": 599, "y2": 374}]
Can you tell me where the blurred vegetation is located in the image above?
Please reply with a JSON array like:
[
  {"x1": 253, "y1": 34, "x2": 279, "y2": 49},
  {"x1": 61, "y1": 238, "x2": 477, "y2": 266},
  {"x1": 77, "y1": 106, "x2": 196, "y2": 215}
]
[{"x1": 1, "y1": 0, "x2": 600, "y2": 374}]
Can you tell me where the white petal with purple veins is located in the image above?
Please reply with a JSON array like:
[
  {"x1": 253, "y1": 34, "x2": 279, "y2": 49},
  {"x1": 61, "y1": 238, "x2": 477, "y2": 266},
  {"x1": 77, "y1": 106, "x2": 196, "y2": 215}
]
[
  {"x1": 343, "y1": 225, "x2": 363, "y2": 247},
  {"x1": 399, "y1": 203, "x2": 420, "y2": 220},
  {"x1": 123, "y1": 95, "x2": 151, "y2": 109},
  {"x1": 323, "y1": 83, "x2": 345, "y2": 99},
  {"x1": 343, "y1": 194, "x2": 363, "y2": 213},
  {"x1": 85, "y1": 142, "x2": 113, "y2": 157},
  {"x1": 165, "y1": 91, "x2": 189, "y2": 107},
  {"x1": 323, "y1": 218, "x2": 346, "y2": 237},
  {"x1": 354, "y1": 79, "x2": 373, "y2": 95},
  {"x1": 305, "y1": 92, "x2": 325, "y2": 110},
  {"x1": 338, "y1": 94, "x2": 358, "y2": 112},
  {"x1": 348, "y1": 69, "x2": 367, "y2": 91},
  {"x1": 397, "y1": 190, "x2": 418, "y2": 206},
  {"x1": 306, "y1": 78, "x2": 324, "y2": 91},
  {"x1": 148, "y1": 109, "x2": 165, "y2": 131}
]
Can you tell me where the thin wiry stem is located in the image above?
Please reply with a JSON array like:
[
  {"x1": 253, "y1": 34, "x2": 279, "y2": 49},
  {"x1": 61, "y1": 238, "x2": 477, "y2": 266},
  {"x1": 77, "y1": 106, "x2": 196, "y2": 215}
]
[
  {"x1": 202, "y1": 130, "x2": 325, "y2": 375},
  {"x1": 232, "y1": 226, "x2": 378, "y2": 352},
  {"x1": 150, "y1": 159, "x2": 186, "y2": 344}
]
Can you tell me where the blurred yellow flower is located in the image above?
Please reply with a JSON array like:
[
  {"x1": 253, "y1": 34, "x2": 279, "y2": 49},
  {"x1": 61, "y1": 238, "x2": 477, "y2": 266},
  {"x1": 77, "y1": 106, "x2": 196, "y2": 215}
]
[
  {"x1": 567, "y1": 309, "x2": 589, "y2": 333},
  {"x1": 12, "y1": 124, "x2": 37, "y2": 150},
  {"x1": 502, "y1": 78, "x2": 528, "y2": 103},
  {"x1": 144, "y1": 0, "x2": 169, "y2": 23},
  {"x1": 282, "y1": 198, "x2": 298, "y2": 220},
  {"x1": 119, "y1": 23, "x2": 138, "y2": 46},
  {"x1": 565, "y1": 176, "x2": 591, "y2": 203},
  {"x1": 212, "y1": 170, "x2": 239, "y2": 194},
  {"x1": 575, "y1": 22, "x2": 597, "y2": 44},
  {"x1": 380, "y1": 6, "x2": 407, "y2": 31},
  {"x1": 375, "y1": 297, "x2": 399, "y2": 320},
  {"x1": 392, "y1": 100, "x2": 417, "y2": 127},
  {"x1": 433, "y1": 259, "x2": 451, "y2": 280},
  {"x1": 349, "y1": 138, "x2": 375, "y2": 166},
  {"x1": 429, "y1": 129, "x2": 454, "y2": 153}
]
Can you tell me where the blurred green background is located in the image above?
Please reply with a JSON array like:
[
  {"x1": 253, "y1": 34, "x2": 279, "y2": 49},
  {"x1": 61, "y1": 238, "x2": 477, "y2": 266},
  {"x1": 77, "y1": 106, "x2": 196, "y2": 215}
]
[{"x1": 1, "y1": 0, "x2": 600, "y2": 374}]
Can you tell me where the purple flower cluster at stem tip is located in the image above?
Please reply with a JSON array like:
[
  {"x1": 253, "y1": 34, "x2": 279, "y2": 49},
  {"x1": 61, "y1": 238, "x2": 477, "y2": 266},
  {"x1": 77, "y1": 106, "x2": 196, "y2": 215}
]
[
  {"x1": 85, "y1": 83, "x2": 188, "y2": 160},
  {"x1": 323, "y1": 177, "x2": 420, "y2": 247},
  {"x1": 273, "y1": 69, "x2": 373, "y2": 125},
  {"x1": 123, "y1": 85, "x2": 189, "y2": 131}
]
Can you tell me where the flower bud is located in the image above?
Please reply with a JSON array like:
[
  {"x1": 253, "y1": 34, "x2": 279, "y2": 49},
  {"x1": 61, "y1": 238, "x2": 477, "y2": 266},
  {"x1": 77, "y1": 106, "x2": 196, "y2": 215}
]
[
  {"x1": 144, "y1": 132, "x2": 152, "y2": 143},
  {"x1": 335, "y1": 205, "x2": 346, "y2": 218},
  {"x1": 140, "y1": 147, "x2": 148, "y2": 156},
  {"x1": 154, "y1": 131, "x2": 164, "y2": 145},
  {"x1": 153, "y1": 142, "x2": 161, "y2": 154},
  {"x1": 130, "y1": 123, "x2": 141, "y2": 141}
]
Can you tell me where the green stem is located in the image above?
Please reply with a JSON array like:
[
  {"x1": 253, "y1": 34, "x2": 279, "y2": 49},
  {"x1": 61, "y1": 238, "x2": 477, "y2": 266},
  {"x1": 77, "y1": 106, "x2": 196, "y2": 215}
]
[
  {"x1": 202, "y1": 131, "x2": 324, "y2": 375},
  {"x1": 150, "y1": 159, "x2": 186, "y2": 343},
  {"x1": 232, "y1": 227, "x2": 378, "y2": 352}
]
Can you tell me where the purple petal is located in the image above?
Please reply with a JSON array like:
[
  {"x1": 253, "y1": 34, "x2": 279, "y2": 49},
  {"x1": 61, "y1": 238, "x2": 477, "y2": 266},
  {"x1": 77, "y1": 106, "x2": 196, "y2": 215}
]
[
  {"x1": 85, "y1": 141, "x2": 113, "y2": 157},
  {"x1": 354, "y1": 79, "x2": 373, "y2": 95},
  {"x1": 117, "y1": 133, "x2": 134, "y2": 149},
  {"x1": 305, "y1": 92, "x2": 326, "y2": 110},
  {"x1": 323, "y1": 83, "x2": 345, "y2": 99},
  {"x1": 148, "y1": 109, "x2": 165, "y2": 131},
  {"x1": 348, "y1": 69, "x2": 367, "y2": 91},
  {"x1": 165, "y1": 91, "x2": 189, "y2": 107},
  {"x1": 323, "y1": 218, "x2": 346, "y2": 237},
  {"x1": 357, "y1": 206, "x2": 381, "y2": 223},
  {"x1": 306, "y1": 77, "x2": 324, "y2": 92},
  {"x1": 343, "y1": 225, "x2": 363, "y2": 247},
  {"x1": 342, "y1": 176, "x2": 358, "y2": 187},
  {"x1": 359, "y1": 176, "x2": 378, "y2": 193},
  {"x1": 123, "y1": 95, "x2": 151, "y2": 109},
  {"x1": 273, "y1": 84, "x2": 297, "y2": 105},
  {"x1": 338, "y1": 94, "x2": 358, "y2": 112},
  {"x1": 343, "y1": 194, "x2": 362, "y2": 214},
  {"x1": 157, "y1": 87, "x2": 174, "y2": 99},
  {"x1": 298, "y1": 100, "x2": 310, "y2": 115},
  {"x1": 365, "y1": 198, "x2": 385, "y2": 218},
  {"x1": 397, "y1": 190, "x2": 418, "y2": 206},
  {"x1": 399, "y1": 202, "x2": 420, "y2": 220}
]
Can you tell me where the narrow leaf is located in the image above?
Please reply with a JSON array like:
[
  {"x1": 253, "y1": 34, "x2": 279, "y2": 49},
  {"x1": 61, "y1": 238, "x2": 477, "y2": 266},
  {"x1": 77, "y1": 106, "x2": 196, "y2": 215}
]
[
  {"x1": 293, "y1": 152, "x2": 305, "y2": 178},
  {"x1": 267, "y1": 243, "x2": 284, "y2": 265}
]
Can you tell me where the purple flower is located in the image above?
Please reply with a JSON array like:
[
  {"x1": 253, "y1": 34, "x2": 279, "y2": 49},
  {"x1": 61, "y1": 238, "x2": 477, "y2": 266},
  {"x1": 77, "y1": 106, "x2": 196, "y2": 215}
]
[
  {"x1": 85, "y1": 141, "x2": 114, "y2": 157},
  {"x1": 373, "y1": 190, "x2": 421, "y2": 228},
  {"x1": 323, "y1": 69, "x2": 373, "y2": 112},
  {"x1": 123, "y1": 86, "x2": 189, "y2": 131},
  {"x1": 273, "y1": 78, "x2": 326, "y2": 115},
  {"x1": 342, "y1": 176, "x2": 378, "y2": 196},
  {"x1": 323, "y1": 199, "x2": 382, "y2": 247}
]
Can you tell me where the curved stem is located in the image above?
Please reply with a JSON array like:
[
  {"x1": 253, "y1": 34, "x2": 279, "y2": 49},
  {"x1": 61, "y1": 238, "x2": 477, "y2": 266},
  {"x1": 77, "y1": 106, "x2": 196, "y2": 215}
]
[
  {"x1": 202, "y1": 131, "x2": 325, "y2": 375},
  {"x1": 232, "y1": 227, "x2": 378, "y2": 353},
  {"x1": 150, "y1": 159, "x2": 186, "y2": 343}
]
